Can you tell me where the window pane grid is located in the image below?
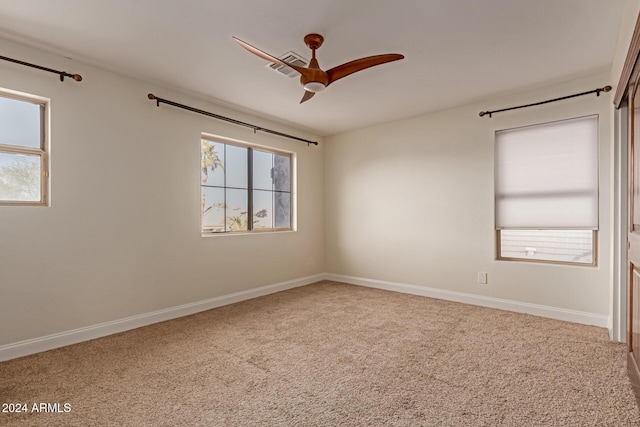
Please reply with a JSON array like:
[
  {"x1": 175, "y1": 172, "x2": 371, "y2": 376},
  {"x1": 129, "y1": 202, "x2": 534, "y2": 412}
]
[
  {"x1": 201, "y1": 137, "x2": 292, "y2": 234},
  {"x1": 223, "y1": 143, "x2": 228, "y2": 231},
  {"x1": 0, "y1": 91, "x2": 47, "y2": 206},
  {"x1": 202, "y1": 185, "x2": 247, "y2": 191}
]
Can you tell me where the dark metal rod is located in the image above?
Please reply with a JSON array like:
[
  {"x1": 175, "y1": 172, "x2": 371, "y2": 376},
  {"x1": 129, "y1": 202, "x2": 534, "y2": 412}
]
[
  {"x1": 479, "y1": 85, "x2": 611, "y2": 118},
  {"x1": 0, "y1": 55, "x2": 82, "y2": 82},
  {"x1": 147, "y1": 93, "x2": 318, "y2": 146}
]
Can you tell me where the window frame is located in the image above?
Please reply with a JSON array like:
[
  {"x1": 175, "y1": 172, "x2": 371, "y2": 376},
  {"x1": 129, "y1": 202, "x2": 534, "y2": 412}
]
[
  {"x1": 0, "y1": 89, "x2": 49, "y2": 207},
  {"x1": 494, "y1": 115, "x2": 599, "y2": 267},
  {"x1": 200, "y1": 133, "x2": 295, "y2": 236}
]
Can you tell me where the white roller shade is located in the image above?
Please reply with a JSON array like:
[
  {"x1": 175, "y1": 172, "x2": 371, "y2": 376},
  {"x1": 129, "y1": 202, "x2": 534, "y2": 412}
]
[{"x1": 495, "y1": 115, "x2": 598, "y2": 230}]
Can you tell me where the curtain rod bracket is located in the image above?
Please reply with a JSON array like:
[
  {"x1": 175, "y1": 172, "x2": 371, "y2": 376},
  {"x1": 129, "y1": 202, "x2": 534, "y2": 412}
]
[
  {"x1": 479, "y1": 85, "x2": 611, "y2": 118},
  {"x1": 148, "y1": 93, "x2": 160, "y2": 107},
  {"x1": 0, "y1": 55, "x2": 82, "y2": 82},
  {"x1": 60, "y1": 72, "x2": 82, "y2": 82}
]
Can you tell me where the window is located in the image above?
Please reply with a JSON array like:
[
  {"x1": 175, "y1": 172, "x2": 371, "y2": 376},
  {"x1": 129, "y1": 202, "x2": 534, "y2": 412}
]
[
  {"x1": 494, "y1": 115, "x2": 598, "y2": 265},
  {"x1": 201, "y1": 135, "x2": 293, "y2": 234},
  {"x1": 0, "y1": 90, "x2": 48, "y2": 205}
]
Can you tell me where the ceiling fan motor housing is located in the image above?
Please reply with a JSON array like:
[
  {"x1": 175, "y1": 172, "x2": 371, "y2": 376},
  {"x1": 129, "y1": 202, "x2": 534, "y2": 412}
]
[
  {"x1": 301, "y1": 34, "x2": 328, "y2": 92},
  {"x1": 301, "y1": 69, "x2": 329, "y2": 92}
]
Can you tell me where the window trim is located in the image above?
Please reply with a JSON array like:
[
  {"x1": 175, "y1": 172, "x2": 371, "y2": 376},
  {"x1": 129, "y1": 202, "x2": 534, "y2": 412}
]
[
  {"x1": 0, "y1": 89, "x2": 49, "y2": 207},
  {"x1": 200, "y1": 133, "x2": 295, "y2": 236}
]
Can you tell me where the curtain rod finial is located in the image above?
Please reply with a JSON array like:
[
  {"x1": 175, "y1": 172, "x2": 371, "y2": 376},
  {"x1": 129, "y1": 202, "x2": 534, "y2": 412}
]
[
  {"x1": 604, "y1": 85, "x2": 612, "y2": 92},
  {"x1": 148, "y1": 93, "x2": 156, "y2": 100},
  {"x1": 479, "y1": 111, "x2": 487, "y2": 117},
  {"x1": 72, "y1": 74, "x2": 83, "y2": 82}
]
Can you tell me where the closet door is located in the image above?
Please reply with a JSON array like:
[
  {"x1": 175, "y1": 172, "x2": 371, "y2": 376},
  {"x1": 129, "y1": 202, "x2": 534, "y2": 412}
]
[
  {"x1": 614, "y1": 9, "x2": 640, "y2": 408},
  {"x1": 629, "y1": 72, "x2": 640, "y2": 402}
]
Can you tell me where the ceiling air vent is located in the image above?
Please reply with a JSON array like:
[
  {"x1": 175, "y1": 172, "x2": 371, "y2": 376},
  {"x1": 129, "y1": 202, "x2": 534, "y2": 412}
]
[{"x1": 266, "y1": 51, "x2": 308, "y2": 78}]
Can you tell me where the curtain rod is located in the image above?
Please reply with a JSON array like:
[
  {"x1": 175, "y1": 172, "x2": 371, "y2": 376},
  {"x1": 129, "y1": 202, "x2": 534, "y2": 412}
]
[
  {"x1": 0, "y1": 55, "x2": 82, "y2": 82},
  {"x1": 479, "y1": 85, "x2": 611, "y2": 118},
  {"x1": 147, "y1": 94, "x2": 318, "y2": 146}
]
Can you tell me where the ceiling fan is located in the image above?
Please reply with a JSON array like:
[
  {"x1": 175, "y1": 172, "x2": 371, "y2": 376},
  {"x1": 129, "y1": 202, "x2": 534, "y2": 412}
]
[{"x1": 233, "y1": 33, "x2": 404, "y2": 103}]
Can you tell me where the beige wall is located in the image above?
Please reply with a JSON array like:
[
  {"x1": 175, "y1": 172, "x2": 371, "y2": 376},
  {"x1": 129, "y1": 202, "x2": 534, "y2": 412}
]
[
  {"x1": 325, "y1": 71, "x2": 613, "y2": 317},
  {"x1": 3, "y1": 4, "x2": 639, "y2": 351},
  {"x1": 0, "y1": 38, "x2": 325, "y2": 346}
]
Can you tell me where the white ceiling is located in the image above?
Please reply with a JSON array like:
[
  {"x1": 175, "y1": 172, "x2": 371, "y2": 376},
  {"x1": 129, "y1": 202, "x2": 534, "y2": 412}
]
[{"x1": 0, "y1": 0, "x2": 626, "y2": 136}]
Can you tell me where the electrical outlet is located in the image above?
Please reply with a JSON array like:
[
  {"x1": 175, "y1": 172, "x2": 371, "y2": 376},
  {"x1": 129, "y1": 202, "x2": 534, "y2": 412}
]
[{"x1": 478, "y1": 272, "x2": 488, "y2": 284}]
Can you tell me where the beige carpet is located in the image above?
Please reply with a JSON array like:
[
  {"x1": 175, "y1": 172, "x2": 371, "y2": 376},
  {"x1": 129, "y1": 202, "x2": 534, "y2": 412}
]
[{"x1": 1, "y1": 281, "x2": 639, "y2": 426}]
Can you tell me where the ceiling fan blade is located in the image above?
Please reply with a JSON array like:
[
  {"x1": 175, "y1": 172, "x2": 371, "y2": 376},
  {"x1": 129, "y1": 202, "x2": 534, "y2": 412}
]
[
  {"x1": 233, "y1": 36, "x2": 308, "y2": 75},
  {"x1": 326, "y1": 54, "x2": 404, "y2": 85},
  {"x1": 300, "y1": 90, "x2": 315, "y2": 104}
]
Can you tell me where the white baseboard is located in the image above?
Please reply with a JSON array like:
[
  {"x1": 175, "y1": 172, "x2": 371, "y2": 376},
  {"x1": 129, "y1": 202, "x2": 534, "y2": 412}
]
[
  {"x1": 0, "y1": 274, "x2": 324, "y2": 362},
  {"x1": 324, "y1": 273, "x2": 610, "y2": 328},
  {"x1": 1, "y1": 272, "x2": 611, "y2": 362}
]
